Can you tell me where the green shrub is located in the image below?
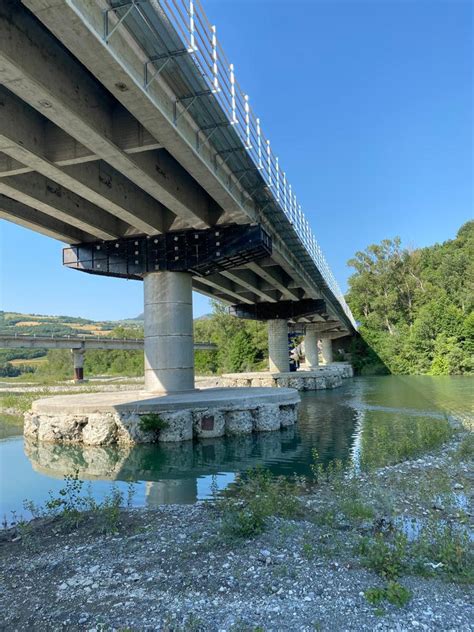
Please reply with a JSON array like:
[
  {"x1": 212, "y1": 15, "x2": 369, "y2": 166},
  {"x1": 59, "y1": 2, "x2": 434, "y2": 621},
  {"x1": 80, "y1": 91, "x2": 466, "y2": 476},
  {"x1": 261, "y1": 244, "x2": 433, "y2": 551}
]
[
  {"x1": 138, "y1": 413, "x2": 168, "y2": 433},
  {"x1": 365, "y1": 581, "x2": 411, "y2": 607}
]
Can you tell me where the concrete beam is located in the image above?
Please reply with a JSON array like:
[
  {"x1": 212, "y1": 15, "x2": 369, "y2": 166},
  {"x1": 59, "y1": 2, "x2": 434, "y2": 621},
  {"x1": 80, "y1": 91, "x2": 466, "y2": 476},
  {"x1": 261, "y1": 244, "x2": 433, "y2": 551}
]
[
  {"x1": 220, "y1": 269, "x2": 280, "y2": 303},
  {"x1": 196, "y1": 274, "x2": 256, "y2": 305},
  {"x1": 246, "y1": 261, "x2": 303, "y2": 301},
  {"x1": 0, "y1": 195, "x2": 95, "y2": 243},
  {"x1": 0, "y1": 87, "x2": 174, "y2": 234},
  {"x1": 0, "y1": 2, "x2": 217, "y2": 227},
  {"x1": 192, "y1": 279, "x2": 234, "y2": 306},
  {"x1": 0, "y1": 172, "x2": 128, "y2": 240},
  {"x1": 23, "y1": 0, "x2": 250, "y2": 226}
]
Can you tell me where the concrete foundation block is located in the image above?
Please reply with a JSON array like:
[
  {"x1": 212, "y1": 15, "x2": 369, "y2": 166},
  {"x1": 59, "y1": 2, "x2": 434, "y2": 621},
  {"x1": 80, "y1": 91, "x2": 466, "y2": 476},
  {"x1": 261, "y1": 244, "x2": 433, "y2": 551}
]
[
  {"x1": 158, "y1": 410, "x2": 193, "y2": 442},
  {"x1": 193, "y1": 408, "x2": 226, "y2": 439},
  {"x1": 225, "y1": 409, "x2": 254, "y2": 435},
  {"x1": 279, "y1": 404, "x2": 297, "y2": 428},
  {"x1": 83, "y1": 413, "x2": 117, "y2": 446},
  {"x1": 254, "y1": 404, "x2": 281, "y2": 432}
]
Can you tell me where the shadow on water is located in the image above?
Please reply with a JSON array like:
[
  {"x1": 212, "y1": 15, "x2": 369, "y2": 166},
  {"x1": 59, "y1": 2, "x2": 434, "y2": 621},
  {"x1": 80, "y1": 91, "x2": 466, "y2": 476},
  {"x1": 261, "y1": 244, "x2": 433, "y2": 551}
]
[{"x1": 0, "y1": 375, "x2": 472, "y2": 514}]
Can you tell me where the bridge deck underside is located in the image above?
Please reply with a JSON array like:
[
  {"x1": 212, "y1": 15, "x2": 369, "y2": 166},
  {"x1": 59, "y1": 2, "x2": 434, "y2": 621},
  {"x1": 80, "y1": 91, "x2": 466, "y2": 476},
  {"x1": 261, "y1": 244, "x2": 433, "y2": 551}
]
[{"x1": 0, "y1": 0, "x2": 353, "y2": 334}]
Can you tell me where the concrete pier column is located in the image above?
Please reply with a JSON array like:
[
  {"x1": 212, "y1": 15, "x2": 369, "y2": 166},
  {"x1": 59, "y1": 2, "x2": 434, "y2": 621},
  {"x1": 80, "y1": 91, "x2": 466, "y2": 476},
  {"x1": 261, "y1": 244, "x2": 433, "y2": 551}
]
[
  {"x1": 304, "y1": 329, "x2": 319, "y2": 369},
  {"x1": 144, "y1": 271, "x2": 194, "y2": 393},
  {"x1": 72, "y1": 349, "x2": 85, "y2": 382},
  {"x1": 268, "y1": 319, "x2": 289, "y2": 373},
  {"x1": 320, "y1": 337, "x2": 333, "y2": 365}
]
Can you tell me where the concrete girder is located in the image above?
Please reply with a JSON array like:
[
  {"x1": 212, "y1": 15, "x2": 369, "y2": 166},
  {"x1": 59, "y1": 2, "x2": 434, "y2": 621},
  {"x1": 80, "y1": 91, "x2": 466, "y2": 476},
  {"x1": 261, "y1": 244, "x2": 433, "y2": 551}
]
[
  {"x1": 0, "y1": 172, "x2": 129, "y2": 240},
  {"x1": 0, "y1": 194, "x2": 95, "y2": 243},
  {"x1": 191, "y1": 279, "x2": 234, "y2": 306},
  {"x1": 0, "y1": 86, "x2": 174, "y2": 235},
  {"x1": 0, "y1": 2, "x2": 216, "y2": 228},
  {"x1": 22, "y1": 0, "x2": 252, "y2": 227},
  {"x1": 246, "y1": 261, "x2": 303, "y2": 301},
  {"x1": 196, "y1": 274, "x2": 257, "y2": 305},
  {"x1": 0, "y1": 106, "x2": 163, "y2": 179},
  {"x1": 220, "y1": 269, "x2": 280, "y2": 303}
]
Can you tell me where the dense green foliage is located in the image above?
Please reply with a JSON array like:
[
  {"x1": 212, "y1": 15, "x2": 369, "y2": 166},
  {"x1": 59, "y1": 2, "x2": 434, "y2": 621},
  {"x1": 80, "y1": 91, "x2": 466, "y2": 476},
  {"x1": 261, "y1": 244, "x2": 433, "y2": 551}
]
[
  {"x1": 194, "y1": 302, "x2": 268, "y2": 374},
  {"x1": 346, "y1": 221, "x2": 473, "y2": 375}
]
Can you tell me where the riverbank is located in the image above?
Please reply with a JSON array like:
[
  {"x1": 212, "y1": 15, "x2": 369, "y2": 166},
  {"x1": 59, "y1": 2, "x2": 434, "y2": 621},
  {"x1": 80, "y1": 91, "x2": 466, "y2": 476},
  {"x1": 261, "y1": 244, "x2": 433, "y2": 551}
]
[{"x1": 1, "y1": 426, "x2": 472, "y2": 631}]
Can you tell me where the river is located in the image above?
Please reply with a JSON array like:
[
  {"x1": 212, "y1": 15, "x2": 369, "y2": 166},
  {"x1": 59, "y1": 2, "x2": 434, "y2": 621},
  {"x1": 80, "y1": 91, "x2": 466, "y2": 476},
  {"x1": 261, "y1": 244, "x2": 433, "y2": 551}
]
[{"x1": 1, "y1": 375, "x2": 472, "y2": 520}]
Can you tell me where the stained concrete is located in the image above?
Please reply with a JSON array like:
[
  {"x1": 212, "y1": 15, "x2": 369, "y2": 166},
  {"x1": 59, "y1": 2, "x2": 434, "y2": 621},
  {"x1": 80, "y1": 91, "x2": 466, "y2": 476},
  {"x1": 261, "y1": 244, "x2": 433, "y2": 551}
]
[{"x1": 26, "y1": 387, "x2": 300, "y2": 445}]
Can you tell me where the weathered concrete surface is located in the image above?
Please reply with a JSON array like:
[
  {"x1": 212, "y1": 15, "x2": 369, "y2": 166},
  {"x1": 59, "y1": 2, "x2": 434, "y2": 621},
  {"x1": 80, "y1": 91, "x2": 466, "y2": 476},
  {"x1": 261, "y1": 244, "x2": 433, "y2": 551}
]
[
  {"x1": 267, "y1": 319, "x2": 289, "y2": 373},
  {"x1": 221, "y1": 363, "x2": 354, "y2": 391},
  {"x1": 25, "y1": 387, "x2": 299, "y2": 445},
  {"x1": 144, "y1": 271, "x2": 194, "y2": 393}
]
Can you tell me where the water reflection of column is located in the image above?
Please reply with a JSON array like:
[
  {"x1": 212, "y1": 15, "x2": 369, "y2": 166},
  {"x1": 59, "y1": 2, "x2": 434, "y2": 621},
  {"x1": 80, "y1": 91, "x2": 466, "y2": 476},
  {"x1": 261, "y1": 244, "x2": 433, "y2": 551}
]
[
  {"x1": 349, "y1": 409, "x2": 365, "y2": 475},
  {"x1": 145, "y1": 479, "x2": 198, "y2": 505}
]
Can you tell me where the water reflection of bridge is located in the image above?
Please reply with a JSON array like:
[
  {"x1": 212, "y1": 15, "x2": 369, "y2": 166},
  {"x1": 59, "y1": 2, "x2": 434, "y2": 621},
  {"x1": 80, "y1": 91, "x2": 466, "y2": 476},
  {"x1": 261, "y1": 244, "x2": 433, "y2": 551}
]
[{"x1": 25, "y1": 427, "x2": 305, "y2": 504}]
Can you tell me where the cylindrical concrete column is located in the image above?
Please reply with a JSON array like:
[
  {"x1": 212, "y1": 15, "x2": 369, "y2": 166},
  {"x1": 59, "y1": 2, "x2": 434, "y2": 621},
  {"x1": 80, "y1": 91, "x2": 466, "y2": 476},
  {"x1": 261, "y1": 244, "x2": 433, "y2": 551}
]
[
  {"x1": 72, "y1": 349, "x2": 85, "y2": 382},
  {"x1": 320, "y1": 337, "x2": 333, "y2": 365},
  {"x1": 144, "y1": 271, "x2": 194, "y2": 393},
  {"x1": 268, "y1": 319, "x2": 289, "y2": 373},
  {"x1": 304, "y1": 329, "x2": 319, "y2": 369}
]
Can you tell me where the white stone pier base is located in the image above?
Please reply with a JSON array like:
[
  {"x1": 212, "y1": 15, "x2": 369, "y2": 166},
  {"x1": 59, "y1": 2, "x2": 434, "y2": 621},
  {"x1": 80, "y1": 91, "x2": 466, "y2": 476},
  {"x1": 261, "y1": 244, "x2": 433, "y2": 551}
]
[
  {"x1": 144, "y1": 271, "x2": 194, "y2": 393},
  {"x1": 320, "y1": 337, "x2": 334, "y2": 365},
  {"x1": 25, "y1": 387, "x2": 300, "y2": 445},
  {"x1": 268, "y1": 319, "x2": 289, "y2": 372}
]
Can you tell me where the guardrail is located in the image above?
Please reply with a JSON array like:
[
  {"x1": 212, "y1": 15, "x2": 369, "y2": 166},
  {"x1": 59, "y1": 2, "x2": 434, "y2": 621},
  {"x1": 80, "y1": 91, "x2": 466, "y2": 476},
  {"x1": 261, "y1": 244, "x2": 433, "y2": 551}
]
[{"x1": 104, "y1": 0, "x2": 356, "y2": 328}]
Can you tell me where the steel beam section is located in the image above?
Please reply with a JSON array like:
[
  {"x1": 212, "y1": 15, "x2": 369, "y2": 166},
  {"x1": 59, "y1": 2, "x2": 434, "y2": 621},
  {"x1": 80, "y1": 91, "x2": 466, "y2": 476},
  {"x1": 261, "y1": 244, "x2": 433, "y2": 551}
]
[
  {"x1": 0, "y1": 2, "x2": 216, "y2": 228},
  {"x1": 231, "y1": 299, "x2": 326, "y2": 322}
]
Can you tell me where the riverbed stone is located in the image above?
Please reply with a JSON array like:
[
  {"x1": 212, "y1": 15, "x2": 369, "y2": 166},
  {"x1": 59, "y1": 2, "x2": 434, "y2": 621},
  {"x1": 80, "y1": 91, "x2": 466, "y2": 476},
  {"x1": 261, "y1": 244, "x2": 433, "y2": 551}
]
[
  {"x1": 254, "y1": 404, "x2": 281, "y2": 432},
  {"x1": 24, "y1": 413, "x2": 40, "y2": 440},
  {"x1": 116, "y1": 412, "x2": 156, "y2": 444},
  {"x1": 158, "y1": 410, "x2": 193, "y2": 442},
  {"x1": 37, "y1": 414, "x2": 87, "y2": 443},
  {"x1": 225, "y1": 409, "x2": 254, "y2": 435},
  {"x1": 83, "y1": 413, "x2": 117, "y2": 446},
  {"x1": 193, "y1": 409, "x2": 225, "y2": 439}
]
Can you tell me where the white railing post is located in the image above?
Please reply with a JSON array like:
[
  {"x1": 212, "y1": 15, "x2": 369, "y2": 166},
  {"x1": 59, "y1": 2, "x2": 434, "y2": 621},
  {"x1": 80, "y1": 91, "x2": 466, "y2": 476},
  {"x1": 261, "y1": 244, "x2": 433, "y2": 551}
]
[
  {"x1": 188, "y1": 0, "x2": 197, "y2": 52},
  {"x1": 276, "y1": 157, "x2": 280, "y2": 201},
  {"x1": 230, "y1": 64, "x2": 237, "y2": 124},
  {"x1": 257, "y1": 118, "x2": 262, "y2": 169},
  {"x1": 211, "y1": 25, "x2": 219, "y2": 91},
  {"x1": 266, "y1": 140, "x2": 272, "y2": 187},
  {"x1": 244, "y1": 95, "x2": 251, "y2": 148}
]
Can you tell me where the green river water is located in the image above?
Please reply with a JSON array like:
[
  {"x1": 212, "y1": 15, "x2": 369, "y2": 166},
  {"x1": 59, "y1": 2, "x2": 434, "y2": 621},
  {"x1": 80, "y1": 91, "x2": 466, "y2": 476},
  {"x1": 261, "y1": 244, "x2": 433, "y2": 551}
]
[{"x1": 0, "y1": 375, "x2": 472, "y2": 520}]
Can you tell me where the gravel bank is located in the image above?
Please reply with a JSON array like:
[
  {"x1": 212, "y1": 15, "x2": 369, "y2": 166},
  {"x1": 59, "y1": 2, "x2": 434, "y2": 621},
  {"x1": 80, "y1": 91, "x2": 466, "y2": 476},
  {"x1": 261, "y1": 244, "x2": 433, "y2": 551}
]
[{"x1": 1, "y1": 432, "x2": 472, "y2": 631}]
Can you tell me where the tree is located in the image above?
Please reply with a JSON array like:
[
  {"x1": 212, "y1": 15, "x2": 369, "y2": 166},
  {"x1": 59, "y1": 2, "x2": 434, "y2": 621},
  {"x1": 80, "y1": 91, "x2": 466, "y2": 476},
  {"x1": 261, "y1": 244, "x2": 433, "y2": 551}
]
[{"x1": 346, "y1": 221, "x2": 473, "y2": 376}]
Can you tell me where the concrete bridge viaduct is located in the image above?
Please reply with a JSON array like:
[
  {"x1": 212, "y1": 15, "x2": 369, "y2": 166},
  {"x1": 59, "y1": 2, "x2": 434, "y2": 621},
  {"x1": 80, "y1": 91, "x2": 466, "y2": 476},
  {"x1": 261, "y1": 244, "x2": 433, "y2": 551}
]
[
  {"x1": 0, "y1": 0, "x2": 356, "y2": 398},
  {"x1": 0, "y1": 334, "x2": 216, "y2": 381}
]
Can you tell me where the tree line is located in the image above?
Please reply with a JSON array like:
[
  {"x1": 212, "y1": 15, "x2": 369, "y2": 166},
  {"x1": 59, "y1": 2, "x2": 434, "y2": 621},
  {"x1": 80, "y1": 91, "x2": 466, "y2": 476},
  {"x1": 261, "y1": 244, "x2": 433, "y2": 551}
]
[{"x1": 346, "y1": 221, "x2": 473, "y2": 375}]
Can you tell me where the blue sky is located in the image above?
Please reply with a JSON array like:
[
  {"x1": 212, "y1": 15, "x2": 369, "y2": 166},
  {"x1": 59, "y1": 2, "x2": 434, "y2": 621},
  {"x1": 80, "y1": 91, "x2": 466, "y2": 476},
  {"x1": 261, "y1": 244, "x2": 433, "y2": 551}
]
[{"x1": 0, "y1": 0, "x2": 472, "y2": 321}]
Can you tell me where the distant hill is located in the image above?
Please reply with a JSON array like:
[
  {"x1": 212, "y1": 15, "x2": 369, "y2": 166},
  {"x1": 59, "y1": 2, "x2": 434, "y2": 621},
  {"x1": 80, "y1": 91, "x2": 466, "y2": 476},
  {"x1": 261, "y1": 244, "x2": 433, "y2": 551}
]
[{"x1": 0, "y1": 311, "x2": 118, "y2": 337}]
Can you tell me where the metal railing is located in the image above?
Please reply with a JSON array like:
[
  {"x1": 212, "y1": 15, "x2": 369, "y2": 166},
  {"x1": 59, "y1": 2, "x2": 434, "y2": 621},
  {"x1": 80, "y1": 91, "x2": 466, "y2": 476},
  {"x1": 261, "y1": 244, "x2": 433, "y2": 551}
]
[{"x1": 105, "y1": 0, "x2": 356, "y2": 328}]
